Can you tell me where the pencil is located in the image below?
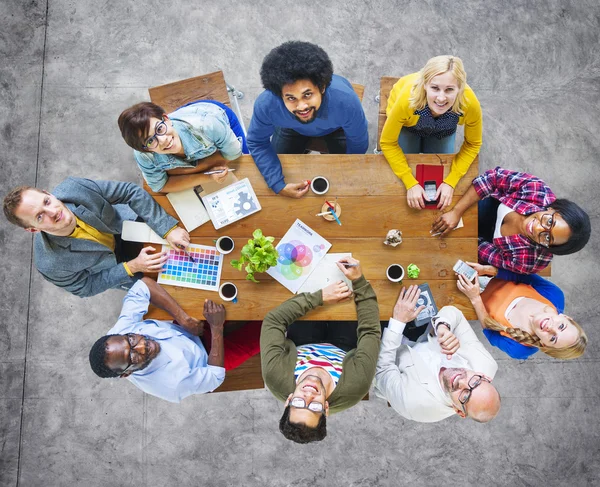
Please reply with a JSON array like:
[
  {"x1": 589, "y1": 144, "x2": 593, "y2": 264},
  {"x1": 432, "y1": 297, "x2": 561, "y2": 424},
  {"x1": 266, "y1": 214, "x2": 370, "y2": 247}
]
[
  {"x1": 176, "y1": 244, "x2": 196, "y2": 263},
  {"x1": 328, "y1": 208, "x2": 342, "y2": 226},
  {"x1": 203, "y1": 168, "x2": 236, "y2": 175}
]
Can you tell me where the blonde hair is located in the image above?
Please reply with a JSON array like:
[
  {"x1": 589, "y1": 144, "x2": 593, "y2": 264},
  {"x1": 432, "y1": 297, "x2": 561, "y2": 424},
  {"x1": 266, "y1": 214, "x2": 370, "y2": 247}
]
[
  {"x1": 409, "y1": 55, "x2": 467, "y2": 113},
  {"x1": 484, "y1": 316, "x2": 588, "y2": 360}
]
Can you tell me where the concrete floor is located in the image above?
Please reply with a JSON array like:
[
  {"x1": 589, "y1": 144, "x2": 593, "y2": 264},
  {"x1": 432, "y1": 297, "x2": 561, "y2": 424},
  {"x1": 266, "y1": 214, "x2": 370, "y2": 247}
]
[{"x1": 1, "y1": 1, "x2": 599, "y2": 486}]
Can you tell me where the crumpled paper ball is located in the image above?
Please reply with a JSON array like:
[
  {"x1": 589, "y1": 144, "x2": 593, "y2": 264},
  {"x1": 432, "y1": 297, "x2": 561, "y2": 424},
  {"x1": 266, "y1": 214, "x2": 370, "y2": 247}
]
[
  {"x1": 407, "y1": 263, "x2": 420, "y2": 279},
  {"x1": 384, "y1": 229, "x2": 403, "y2": 247}
]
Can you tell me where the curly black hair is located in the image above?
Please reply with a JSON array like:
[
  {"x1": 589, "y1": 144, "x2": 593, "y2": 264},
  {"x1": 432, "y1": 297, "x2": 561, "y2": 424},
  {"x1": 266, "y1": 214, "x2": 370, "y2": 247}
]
[
  {"x1": 547, "y1": 198, "x2": 591, "y2": 256},
  {"x1": 279, "y1": 405, "x2": 327, "y2": 444},
  {"x1": 260, "y1": 41, "x2": 334, "y2": 97},
  {"x1": 89, "y1": 335, "x2": 120, "y2": 378}
]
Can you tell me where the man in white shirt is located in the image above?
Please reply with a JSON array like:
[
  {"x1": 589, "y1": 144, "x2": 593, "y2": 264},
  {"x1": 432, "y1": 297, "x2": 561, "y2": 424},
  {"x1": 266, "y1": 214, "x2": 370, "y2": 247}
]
[{"x1": 374, "y1": 285, "x2": 500, "y2": 423}]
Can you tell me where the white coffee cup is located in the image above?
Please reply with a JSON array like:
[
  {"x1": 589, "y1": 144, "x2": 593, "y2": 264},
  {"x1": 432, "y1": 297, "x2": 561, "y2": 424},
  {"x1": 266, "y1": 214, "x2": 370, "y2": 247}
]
[
  {"x1": 310, "y1": 176, "x2": 330, "y2": 195},
  {"x1": 216, "y1": 236, "x2": 235, "y2": 254},
  {"x1": 219, "y1": 282, "x2": 238, "y2": 302},
  {"x1": 386, "y1": 264, "x2": 405, "y2": 282}
]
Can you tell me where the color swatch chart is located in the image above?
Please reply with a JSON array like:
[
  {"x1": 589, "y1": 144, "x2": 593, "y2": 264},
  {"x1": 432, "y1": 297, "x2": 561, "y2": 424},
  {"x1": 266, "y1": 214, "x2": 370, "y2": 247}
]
[{"x1": 157, "y1": 244, "x2": 223, "y2": 291}]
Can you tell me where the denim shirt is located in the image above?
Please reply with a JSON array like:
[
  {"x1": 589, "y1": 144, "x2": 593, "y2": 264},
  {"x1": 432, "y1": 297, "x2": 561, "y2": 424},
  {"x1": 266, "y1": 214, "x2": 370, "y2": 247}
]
[{"x1": 133, "y1": 102, "x2": 242, "y2": 191}]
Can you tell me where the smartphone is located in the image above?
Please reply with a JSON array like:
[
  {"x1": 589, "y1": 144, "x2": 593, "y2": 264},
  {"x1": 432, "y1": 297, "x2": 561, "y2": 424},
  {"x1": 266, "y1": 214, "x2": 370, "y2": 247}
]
[
  {"x1": 453, "y1": 259, "x2": 477, "y2": 282},
  {"x1": 424, "y1": 180, "x2": 438, "y2": 206}
]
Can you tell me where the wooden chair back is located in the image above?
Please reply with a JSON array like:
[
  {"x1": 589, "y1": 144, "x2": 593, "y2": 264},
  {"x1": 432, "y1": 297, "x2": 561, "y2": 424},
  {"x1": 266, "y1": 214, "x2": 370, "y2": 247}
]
[
  {"x1": 305, "y1": 82, "x2": 365, "y2": 153},
  {"x1": 148, "y1": 71, "x2": 231, "y2": 112},
  {"x1": 377, "y1": 76, "x2": 400, "y2": 151}
]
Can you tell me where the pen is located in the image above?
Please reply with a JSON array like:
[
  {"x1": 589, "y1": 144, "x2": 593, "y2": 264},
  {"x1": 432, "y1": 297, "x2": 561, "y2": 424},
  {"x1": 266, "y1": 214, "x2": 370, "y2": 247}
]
[
  {"x1": 315, "y1": 211, "x2": 331, "y2": 216},
  {"x1": 341, "y1": 263, "x2": 358, "y2": 267},
  {"x1": 204, "y1": 168, "x2": 236, "y2": 175},
  {"x1": 176, "y1": 244, "x2": 196, "y2": 263},
  {"x1": 328, "y1": 208, "x2": 342, "y2": 226}
]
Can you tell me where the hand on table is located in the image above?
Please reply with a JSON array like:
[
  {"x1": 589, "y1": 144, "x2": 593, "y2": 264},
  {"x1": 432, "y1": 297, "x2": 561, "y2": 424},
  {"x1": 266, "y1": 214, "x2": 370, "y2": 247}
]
[
  {"x1": 322, "y1": 280, "x2": 353, "y2": 305},
  {"x1": 431, "y1": 208, "x2": 461, "y2": 237},
  {"x1": 128, "y1": 246, "x2": 169, "y2": 273},
  {"x1": 436, "y1": 324, "x2": 460, "y2": 359},
  {"x1": 456, "y1": 272, "x2": 481, "y2": 301},
  {"x1": 435, "y1": 183, "x2": 454, "y2": 210},
  {"x1": 210, "y1": 165, "x2": 230, "y2": 184},
  {"x1": 407, "y1": 184, "x2": 426, "y2": 209},
  {"x1": 392, "y1": 285, "x2": 426, "y2": 323},
  {"x1": 279, "y1": 181, "x2": 310, "y2": 198},
  {"x1": 165, "y1": 227, "x2": 190, "y2": 250},
  {"x1": 336, "y1": 256, "x2": 362, "y2": 281},
  {"x1": 203, "y1": 299, "x2": 225, "y2": 332},
  {"x1": 466, "y1": 261, "x2": 497, "y2": 277}
]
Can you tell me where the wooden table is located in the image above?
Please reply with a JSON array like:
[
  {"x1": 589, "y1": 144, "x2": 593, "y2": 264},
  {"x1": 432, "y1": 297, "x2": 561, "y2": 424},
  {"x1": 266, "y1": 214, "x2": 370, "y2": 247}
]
[
  {"x1": 145, "y1": 153, "x2": 478, "y2": 321},
  {"x1": 144, "y1": 153, "x2": 479, "y2": 392}
]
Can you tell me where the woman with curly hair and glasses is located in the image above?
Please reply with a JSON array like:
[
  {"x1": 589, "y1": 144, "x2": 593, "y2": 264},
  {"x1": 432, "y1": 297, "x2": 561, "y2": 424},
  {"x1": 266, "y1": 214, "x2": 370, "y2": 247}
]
[
  {"x1": 432, "y1": 166, "x2": 591, "y2": 275},
  {"x1": 380, "y1": 55, "x2": 482, "y2": 210},
  {"x1": 455, "y1": 263, "x2": 587, "y2": 360}
]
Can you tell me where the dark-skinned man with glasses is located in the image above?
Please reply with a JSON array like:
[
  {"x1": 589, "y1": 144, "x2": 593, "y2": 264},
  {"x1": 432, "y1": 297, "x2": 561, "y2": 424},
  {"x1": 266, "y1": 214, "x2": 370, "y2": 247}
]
[
  {"x1": 3, "y1": 178, "x2": 190, "y2": 297},
  {"x1": 118, "y1": 100, "x2": 247, "y2": 193},
  {"x1": 374, "y1": 285, "x2": 501, "y2": 423},
  {"x1": 89, "y1": 277, "x2": 261, "y2": 402},
  {"x1": 431, "y1": 166, "x2": 590, "y2": 275},
  {"x1": 260, "y1": 257, "x2": 381, "y2": 443}
]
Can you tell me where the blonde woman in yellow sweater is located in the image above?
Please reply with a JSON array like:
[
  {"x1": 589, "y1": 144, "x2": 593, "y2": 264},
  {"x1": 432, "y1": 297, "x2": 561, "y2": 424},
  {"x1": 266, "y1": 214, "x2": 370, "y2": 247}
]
[{"x1": 380, "y1": 55, "x2": 482, "y2": 210}]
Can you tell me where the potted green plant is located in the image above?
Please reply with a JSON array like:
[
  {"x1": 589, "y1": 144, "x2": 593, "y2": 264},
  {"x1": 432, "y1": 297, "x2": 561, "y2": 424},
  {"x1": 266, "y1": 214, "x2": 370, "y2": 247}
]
[{"x1": 230, "y1": 229, "x2": 279, "y2": 283}]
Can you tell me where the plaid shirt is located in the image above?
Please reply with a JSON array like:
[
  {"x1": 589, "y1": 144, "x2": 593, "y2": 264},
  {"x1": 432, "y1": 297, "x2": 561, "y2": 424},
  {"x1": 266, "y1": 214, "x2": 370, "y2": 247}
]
[{"x1": 473, "y1": 167, "x2": 555, "y2": 274}]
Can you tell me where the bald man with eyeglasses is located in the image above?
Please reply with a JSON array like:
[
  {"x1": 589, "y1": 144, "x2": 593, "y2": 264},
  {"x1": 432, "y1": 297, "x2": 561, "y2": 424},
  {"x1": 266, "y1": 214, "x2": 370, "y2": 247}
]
[{"x1": 374, "y1": 286, "x2": 501, "y2": 423}]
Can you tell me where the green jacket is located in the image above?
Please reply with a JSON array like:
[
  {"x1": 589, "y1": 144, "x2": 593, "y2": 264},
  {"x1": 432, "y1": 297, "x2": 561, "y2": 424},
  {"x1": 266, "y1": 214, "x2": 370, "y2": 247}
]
[{"x1": 260, "y1": 276, "x2": 381, "y2": 414}]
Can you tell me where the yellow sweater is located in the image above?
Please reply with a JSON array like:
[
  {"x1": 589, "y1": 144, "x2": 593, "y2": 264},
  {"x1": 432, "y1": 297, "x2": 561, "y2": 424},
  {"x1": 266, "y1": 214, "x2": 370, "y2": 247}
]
[{"x1": 380, "y1": 72, "x2": 482, "y2": 188}]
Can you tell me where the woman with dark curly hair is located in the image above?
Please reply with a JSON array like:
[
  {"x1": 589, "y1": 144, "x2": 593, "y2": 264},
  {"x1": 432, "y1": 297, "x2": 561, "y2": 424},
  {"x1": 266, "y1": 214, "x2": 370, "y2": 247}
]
[
  {"x1": 432, "y1": 166, "x2": 591, "y2": 275},
  {"x1": 247, "y1": 41, "x2": 368, "y2": 198}
]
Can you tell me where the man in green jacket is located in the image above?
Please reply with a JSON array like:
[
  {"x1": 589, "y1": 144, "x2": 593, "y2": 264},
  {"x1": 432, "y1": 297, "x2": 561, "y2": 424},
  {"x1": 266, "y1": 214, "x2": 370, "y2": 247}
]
[{"x1": 260, "y1": 257, "x2": 381, "y2": 443}]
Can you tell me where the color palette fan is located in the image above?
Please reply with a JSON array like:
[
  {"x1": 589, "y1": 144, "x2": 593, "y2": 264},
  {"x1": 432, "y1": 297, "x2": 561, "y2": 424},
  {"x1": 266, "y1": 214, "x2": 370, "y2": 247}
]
[{"x1": 157, "y1": 244, "x2": 223, "y2": 291}]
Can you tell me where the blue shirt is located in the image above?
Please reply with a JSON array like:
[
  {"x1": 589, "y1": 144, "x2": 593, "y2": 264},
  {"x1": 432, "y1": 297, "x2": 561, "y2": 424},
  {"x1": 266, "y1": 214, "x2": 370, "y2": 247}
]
[
  {"x1": 247, "y1": 74, "x2": 369, "y2": 193},
  {"x1": 107, "y1": 281, "x2": 225, "y2": 402},
  {"x1": 134, "y1": 101, "x2": 243, "y2": 192},
  {"x1": 483, "y1": 270, "x2": 565, "y2": 360}
]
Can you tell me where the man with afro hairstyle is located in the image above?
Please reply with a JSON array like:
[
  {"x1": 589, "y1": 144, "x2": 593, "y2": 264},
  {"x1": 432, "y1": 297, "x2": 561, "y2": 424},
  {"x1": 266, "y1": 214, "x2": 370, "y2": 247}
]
[{"x1": 247, "y1": 41, "x2": 368, "y2": 198}]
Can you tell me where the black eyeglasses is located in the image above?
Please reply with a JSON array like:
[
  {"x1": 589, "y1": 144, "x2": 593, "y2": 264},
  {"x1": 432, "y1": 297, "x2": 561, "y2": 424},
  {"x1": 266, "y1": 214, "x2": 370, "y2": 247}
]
[
  {"x1": 143, "y1": 117, "x2": 168, "y2": 150},
  {"x1": 290, "y1": 397, "x2": 325, "y2": 414},
  {"x1": 119, "y1": 334, "x2": 147, "y2": 375},
  {"x1": 458, "y1": 375, "x2": 491, "y2": 413},
  {"x1": 538, "y1": 212, "x2": 558, "y2": 248}
]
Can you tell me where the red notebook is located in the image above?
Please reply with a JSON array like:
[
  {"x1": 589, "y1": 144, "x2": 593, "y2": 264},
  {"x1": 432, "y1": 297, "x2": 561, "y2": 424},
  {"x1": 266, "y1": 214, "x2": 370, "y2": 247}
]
[{"x1": 415, "y1": 164, "x2": 444, "y2": 208}]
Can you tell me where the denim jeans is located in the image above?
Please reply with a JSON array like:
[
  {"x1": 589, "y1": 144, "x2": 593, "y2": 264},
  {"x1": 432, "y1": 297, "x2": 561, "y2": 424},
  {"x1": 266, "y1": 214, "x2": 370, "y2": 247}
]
[
  {"x1": 398, "y1": 129, "x2": 456, "y2": 154},
  {"x1": 478, "y1": 197, "x2": 501, "y2": 242},
  {"x1": 271, "y1": 127, "x2": 347, "y2": 154}
]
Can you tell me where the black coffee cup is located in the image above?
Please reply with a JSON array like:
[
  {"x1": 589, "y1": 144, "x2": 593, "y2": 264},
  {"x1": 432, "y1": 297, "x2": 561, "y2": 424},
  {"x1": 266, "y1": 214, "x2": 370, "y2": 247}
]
[
  {"x1": 216, "y1": 236, "x2": 235, "y2": 254},
  {"x1": 219, "y1": 282, "x2": 238, "y2": 301},
  {"x1": 386, "y1": 264, "x2": 405, "y2": 282},
  {"x1": 311, "y1": 176, "x2": 329, "y2": 195}
]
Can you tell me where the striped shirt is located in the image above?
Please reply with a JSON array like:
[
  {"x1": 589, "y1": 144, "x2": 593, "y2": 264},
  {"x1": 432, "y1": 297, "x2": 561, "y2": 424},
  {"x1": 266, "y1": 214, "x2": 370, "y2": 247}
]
[{"x1": 294, "y1": 343, "x2": 346, "y2": 386}]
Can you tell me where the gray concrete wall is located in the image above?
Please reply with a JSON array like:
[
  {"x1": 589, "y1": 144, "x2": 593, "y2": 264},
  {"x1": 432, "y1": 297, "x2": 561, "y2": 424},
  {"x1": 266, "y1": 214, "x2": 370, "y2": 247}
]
[{"x1": 1, "y1": 1, "x2": 599, "y2": 486}]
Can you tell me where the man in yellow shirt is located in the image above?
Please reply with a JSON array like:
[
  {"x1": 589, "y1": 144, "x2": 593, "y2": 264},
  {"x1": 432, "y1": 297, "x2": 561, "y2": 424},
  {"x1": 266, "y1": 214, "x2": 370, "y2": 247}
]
[{"x1": 3, "y1": 177, "x2": 189, "y2": 297}]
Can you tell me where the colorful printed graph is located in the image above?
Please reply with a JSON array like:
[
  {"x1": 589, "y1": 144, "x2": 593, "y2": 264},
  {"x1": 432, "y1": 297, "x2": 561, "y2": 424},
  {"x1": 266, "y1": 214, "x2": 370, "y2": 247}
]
[
  {"x1": 157, "y1": 244, "x2": 223, "y2": 291},
  {"x1": 277, "y1": 240, "x2": 324, "y2": 280}
]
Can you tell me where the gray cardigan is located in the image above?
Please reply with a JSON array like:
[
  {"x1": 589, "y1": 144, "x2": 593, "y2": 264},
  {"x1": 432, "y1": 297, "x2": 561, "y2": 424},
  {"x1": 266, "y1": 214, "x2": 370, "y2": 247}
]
[{"x1": 34, "y1": 177, "x2": 178, "y2": 297}]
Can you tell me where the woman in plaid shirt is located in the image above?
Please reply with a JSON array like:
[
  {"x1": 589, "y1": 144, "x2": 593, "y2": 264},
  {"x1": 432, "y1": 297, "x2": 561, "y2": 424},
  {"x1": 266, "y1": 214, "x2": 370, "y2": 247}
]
[{"x1": 432, "y1": 166, "x2": 591, "y2": 275}]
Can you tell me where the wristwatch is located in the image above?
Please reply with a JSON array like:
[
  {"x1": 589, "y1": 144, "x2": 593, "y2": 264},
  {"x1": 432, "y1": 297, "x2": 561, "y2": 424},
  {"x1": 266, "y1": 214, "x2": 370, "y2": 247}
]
[{"x1": 435, "y1": 321, "x2": 451, "y2": 334}]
